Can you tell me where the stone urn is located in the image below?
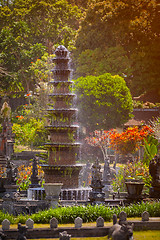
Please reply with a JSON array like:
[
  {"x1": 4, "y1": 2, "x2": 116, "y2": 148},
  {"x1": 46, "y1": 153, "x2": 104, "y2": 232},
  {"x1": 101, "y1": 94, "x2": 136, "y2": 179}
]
[
  {"x1": 125, "y1": 180, "x2": 144, "y2": 199},
  {"x1": 44, "y1": 183, "x2": 63, "y2": 208}
]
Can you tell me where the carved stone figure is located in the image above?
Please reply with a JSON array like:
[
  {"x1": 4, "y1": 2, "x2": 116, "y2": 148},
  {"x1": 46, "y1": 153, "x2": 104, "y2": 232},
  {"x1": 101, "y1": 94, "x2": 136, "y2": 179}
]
[
  {"x1": 89, "y1": 158, "x2": 105, "y2": 204},
  {"x1": 149, "y1": 155, "x2": 160, "y2": 185},
  {"x1": 0, "y1": 232, "x2": 7, "y2": 240},
  {"x1": 149, "y1": 155, "x2": 160, "y2": 198},
  {"x1": 16, "y1": 223, "x2": 28, "y2": 240},
  {"x1": 110, "y1": 224, "x2": 134, "y2": 240},
  {"x1": 6, "y1": 158, "x2": 17, "y2": 185},
  {"x1": 108, "y1": 214, "x2": 134, "y2": 240},
  {"x1": 29, "y1": 156, "x2": 40, "y2": 188}
]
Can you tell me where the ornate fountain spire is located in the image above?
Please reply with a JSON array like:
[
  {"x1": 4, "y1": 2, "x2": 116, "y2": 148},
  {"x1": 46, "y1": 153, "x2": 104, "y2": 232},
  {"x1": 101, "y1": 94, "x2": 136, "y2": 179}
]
[{"x1": 43, "y1": 45, "x2": 82, "y2": 189}]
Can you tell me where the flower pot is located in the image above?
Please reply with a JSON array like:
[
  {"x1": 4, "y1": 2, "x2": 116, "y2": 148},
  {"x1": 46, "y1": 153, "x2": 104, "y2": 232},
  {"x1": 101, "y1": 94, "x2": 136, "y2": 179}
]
[
  {"x1": 125, "y1": 181, "x2": 144, "y2": 199},
  {"x1": 44, "y1": 183, "x2": 63, "y2": 208},
  {"x1": 44, "y1": 183, "x2": 63, "y2": 200}
]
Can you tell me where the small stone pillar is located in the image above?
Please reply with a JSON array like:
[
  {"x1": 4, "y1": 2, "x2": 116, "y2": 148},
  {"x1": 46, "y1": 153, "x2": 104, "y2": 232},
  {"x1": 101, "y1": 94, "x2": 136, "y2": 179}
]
[
  {"x1": 96, "y1": 216, "x2": 104, "y2": 227},
  {"x1": 50, "y1": 217, "x2": 58, "y2": 228},
  {"x1": 103, "y1": 157, "x2": 113, "y2": 198},
  {"x1": 74, "y1": 217, "x2": 83, "y2": 228},
  {"x1": 44, "y1": 183, "x2": 63, "y2": 208},
  {"x1": 142, "y1": 211, "x2": 149, "y2": 221},
  {"x1": 2, "y1": 219, "x2": 10, "y2": 231},
  {"x1": 26, "y1": 218, "x2": 34, "y2": 229}
]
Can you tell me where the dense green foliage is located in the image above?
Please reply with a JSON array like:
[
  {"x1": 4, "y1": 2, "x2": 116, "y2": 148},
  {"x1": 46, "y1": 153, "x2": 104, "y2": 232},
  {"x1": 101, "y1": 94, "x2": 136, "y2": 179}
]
[
  {"x1": 0, "y1": 0, "x2": 81, "y2": 95},
  {"x1": 74, "y1": 73, "x2": 133, "y2": 131},
  {"x1": 74, "y1": 0, "x2": 160, "y2": 96},
  {"x1": 11, "y1": 98, "x2": 48, "y2": 148},
  {"x1": 0, "y1": 201, "x2": 160, "y2": 224},
  {"x1": 0, "y1": 0, "x2": 160, "y2": 98},
  {"x1": 74, "y1": 46, "x2": 132, "y2": 79}
]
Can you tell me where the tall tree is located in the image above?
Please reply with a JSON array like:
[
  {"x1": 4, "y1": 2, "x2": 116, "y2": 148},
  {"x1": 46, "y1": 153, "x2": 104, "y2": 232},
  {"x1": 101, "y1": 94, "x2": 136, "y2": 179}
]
[
  {"x1": 74, "y1": 0, "x2": 160, "y2": 96},
  {"x1": 73, "y1": 73, "x2": 133, "y2": 131},
  {"x1": 0, "y1": 0, "x2": 82, "y2": 95}
]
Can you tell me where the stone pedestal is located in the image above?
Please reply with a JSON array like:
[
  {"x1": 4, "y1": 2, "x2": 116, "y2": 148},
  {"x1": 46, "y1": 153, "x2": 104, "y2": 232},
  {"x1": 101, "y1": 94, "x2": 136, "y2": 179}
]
[
  {"x1": 2, "y1": 184, "x2": 19, "y2": 214},
  {"x1": 103, "y1": 185, "x2": 113, "y2": 199},
  {"x1": 44, "y1": 183, "x2": 63, "y2": 208}
]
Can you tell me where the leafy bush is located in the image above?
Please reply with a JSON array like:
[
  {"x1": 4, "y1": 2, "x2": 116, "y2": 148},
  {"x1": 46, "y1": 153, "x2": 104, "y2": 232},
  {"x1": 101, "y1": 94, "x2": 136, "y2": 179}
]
[
  {"x1": 1, "y1": 201, "x2": 160, "y2": 224},
  {"x1": 73, "y1": 73, "x2": 133, "y2": 131}
]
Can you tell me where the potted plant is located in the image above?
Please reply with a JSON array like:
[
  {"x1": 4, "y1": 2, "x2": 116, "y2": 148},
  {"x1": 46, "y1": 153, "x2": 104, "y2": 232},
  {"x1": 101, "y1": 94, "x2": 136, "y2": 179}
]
[{"x1": 112, "y1": 158, "x2": 152, "y2": 199}]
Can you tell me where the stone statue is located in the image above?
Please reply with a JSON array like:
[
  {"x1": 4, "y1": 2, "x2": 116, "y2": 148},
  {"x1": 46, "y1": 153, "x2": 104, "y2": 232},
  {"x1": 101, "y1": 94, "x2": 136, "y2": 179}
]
[
  {"x1": 6, "y1": 158, "x2": 17, "y2": 185},
  {"x1": 149, "y1": 155, "x2": 160, "y2": 185},
  {"x1": 29, "y1": 156, "x2": 40, "y2": 188},
  {"x1": 16, "y1": 223, "x2": 28, "y2": 240},
  {"x1": 89, "y1": 158, "x2": 105, "y2": 204},
  {"x1": 149, "y1": 155, "x2": 160, "y2": 198},
  {"x1": 108, "y1": 214, "x2": 134, "y2": 240}
]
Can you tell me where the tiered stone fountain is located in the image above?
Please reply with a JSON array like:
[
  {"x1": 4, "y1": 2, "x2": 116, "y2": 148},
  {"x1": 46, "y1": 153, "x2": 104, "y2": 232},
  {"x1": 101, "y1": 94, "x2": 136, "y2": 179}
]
[{"x1": 43, "y1": 45, "x2": 82, "y2": 190}]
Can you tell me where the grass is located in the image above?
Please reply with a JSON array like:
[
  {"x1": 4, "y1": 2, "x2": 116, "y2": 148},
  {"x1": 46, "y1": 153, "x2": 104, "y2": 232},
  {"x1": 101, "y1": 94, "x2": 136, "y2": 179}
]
[{"x1": 134, "y1": 231, "x2": 160, "y2": 239}]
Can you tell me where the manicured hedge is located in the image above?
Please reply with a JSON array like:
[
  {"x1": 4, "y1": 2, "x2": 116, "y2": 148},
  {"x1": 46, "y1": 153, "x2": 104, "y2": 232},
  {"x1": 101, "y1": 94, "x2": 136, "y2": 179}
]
[{"x1": 1, "y1": 201, "x2": 160, "y2": 224}]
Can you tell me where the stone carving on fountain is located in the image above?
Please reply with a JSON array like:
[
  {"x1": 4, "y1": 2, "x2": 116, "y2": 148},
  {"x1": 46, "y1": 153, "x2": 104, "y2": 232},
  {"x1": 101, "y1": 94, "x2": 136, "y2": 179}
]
[{"x1": 42, "y1": 45, "x2": 82, "y2": 189}]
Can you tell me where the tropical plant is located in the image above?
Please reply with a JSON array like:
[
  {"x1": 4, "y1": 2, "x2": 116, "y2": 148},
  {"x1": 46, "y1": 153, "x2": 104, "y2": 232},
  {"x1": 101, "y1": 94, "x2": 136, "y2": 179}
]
[{"x1": 143, "y1": 135, "x2": 159, "y2": 165}]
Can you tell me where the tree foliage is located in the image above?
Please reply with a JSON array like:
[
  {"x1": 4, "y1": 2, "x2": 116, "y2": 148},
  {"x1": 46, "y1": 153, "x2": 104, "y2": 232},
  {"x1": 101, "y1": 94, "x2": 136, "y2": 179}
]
[
  {"x1": 73, "y1": 73, "x2": 133, "y2": 131},
  {"x1": 74, "y1": 46, "x2": 132, "y2": 79},
  {"x1": 0, "y1": 0, "x2": 82, "y2": 95},
  {"x1": 74, "y1": 0, "x2": 160, "y2": 96}
]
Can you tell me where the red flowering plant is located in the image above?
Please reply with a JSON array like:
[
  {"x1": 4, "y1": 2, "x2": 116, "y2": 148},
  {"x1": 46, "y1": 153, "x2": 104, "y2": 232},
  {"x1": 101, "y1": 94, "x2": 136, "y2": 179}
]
[
  {"x1": 85, "y1": 129, "x2": 115, "y2": 161},
  {"x1": 109, "y1": 125, "x2": 153, "y2": 157}
]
